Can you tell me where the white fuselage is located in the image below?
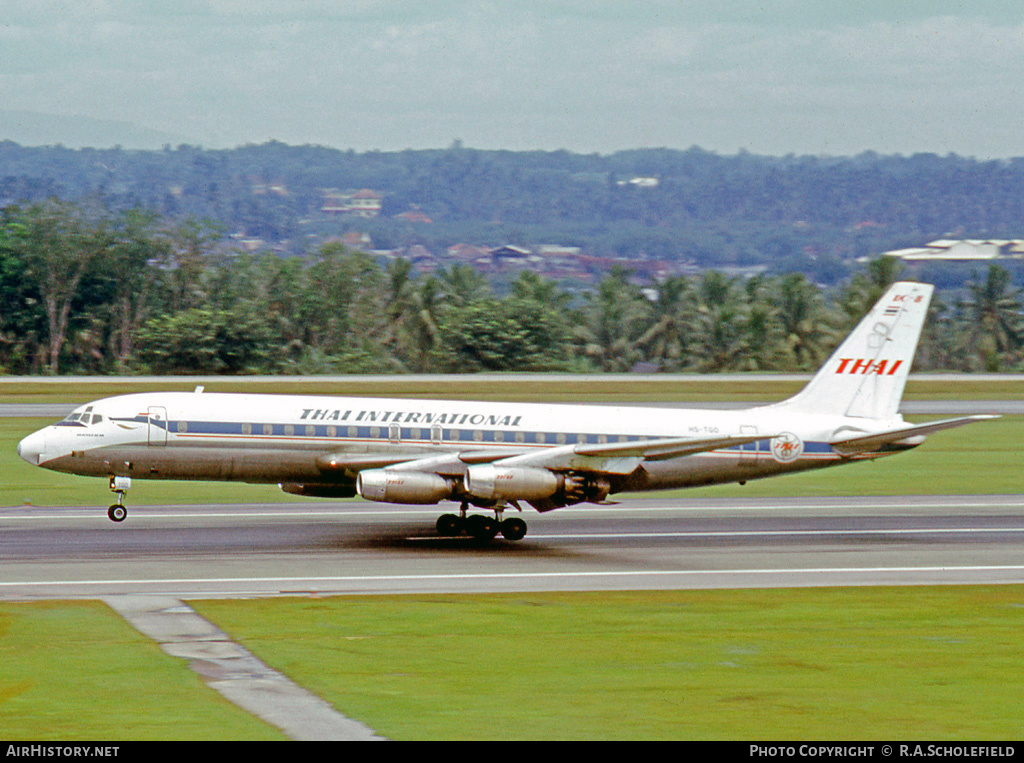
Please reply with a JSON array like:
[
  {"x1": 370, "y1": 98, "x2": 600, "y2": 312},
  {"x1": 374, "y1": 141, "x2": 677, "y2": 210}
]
[{"x1": 17, "y1": 390, "x2": 903, "y2": 504}]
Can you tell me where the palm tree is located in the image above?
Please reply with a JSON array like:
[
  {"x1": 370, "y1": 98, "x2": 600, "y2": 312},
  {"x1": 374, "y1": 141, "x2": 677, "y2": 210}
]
[
  {"x1": 773, "y1": 273, "x2": 842, "y2": 371},
  {"x1": 692, "y1": 271, "x2": 746, "y2": 371},
  {"x1": 578, "y1": 266, "x2": 651, "y2": 371},
  {"x1": 511, "y1": 270, "x2": 572, "y2": 311},
  {"x1": 840, "y1": 256, "x2": 904, "y2": 329},
  {"x1": 436, "y1": 263, "x2": 490, "y2": 308},
  {"x1": 636, "y1": 275, "x2": 697, "y2": 371},
  {"x1": 962, "y1": 265, "x2": 1024, "y2": 371}
]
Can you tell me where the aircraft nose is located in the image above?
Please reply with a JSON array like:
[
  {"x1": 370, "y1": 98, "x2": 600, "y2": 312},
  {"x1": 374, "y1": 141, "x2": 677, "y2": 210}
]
[{"x1": 17, "y1": 429, "x2": 48, "y2": 465}]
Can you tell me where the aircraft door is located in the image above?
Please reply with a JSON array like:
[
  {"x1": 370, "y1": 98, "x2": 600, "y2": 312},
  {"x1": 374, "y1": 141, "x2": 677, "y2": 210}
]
[{"x1": 148, "y1": 406, "x2": 168, "y2": 446}]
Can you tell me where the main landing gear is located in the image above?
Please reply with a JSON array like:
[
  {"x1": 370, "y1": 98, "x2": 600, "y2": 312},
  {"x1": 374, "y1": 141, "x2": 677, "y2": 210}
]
[
  {"x1": 107, "y1": 476, "x2": 131, "y2": 522},
  {"x1": 436, "y1": 502, "x2": 528, "y2": 542}
]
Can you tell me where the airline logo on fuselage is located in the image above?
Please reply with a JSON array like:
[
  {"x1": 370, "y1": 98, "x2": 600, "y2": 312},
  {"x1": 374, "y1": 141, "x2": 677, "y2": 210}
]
[
  {"x1": 298, "y1": 407, "x2": 523, "y2": 427},
  {"x1": 835, "y1": 359, "x2": 903, "y2": 375}
]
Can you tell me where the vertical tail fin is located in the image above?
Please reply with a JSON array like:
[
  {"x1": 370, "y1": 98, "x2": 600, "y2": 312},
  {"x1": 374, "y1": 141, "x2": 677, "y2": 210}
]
[{"x1": 773, "y1": 281, "x2": 934, "y2": 419}]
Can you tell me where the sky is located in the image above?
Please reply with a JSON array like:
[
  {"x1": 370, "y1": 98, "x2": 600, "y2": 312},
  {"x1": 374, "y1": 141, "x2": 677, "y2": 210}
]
[{"x1": 2, "y1": 1, "x2": 1024, "y2": 157}]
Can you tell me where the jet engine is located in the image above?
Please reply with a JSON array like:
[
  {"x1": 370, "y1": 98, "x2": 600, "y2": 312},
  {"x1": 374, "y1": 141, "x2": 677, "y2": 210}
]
[
  {"x1": 356, "y1": 469, "x2": 453, "y2": 504},
  {"x1": 465, "y1": 464, "x2": 611, "y2": 504}
]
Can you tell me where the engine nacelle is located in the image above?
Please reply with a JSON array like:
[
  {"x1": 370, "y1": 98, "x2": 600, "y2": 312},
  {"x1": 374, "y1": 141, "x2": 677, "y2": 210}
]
[
  {"x1": 465, "y1": 465, "x2": 562, "y2": 502},
  {"x1": 356, "y1": 469, "x2": 452, "y2": 504}
]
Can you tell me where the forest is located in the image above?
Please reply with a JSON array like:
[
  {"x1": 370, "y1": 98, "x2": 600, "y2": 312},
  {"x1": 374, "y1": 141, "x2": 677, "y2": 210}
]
[
  {"x1": 1, "y1": 198, "x2": 1022, "y2": 376},
  {"x1": 5, "y1": 140, "x2": 1024, "y2": 285}
]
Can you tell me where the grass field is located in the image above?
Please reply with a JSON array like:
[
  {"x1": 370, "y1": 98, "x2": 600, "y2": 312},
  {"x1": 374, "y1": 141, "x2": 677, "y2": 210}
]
[
  {"x1": 0, "y1": 600, "x2": 285, "y2": 740},
  {"x1": 190, "y1": 588, "x2": 1024, "y2": 740},
  {"x1": 1, "y1": 376, "x2": 1021, "y2": 740},
  {"x1": 3, "y1": 589, "x2": 1024, "y2": 740}
]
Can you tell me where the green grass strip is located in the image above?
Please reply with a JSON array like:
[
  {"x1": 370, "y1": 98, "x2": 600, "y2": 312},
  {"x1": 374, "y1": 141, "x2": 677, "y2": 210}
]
[
  {"x1": 0, "y1": 601, "x2": 285, "y2": 740},
  {"x1": 2, "y1": 375, "x2": 1024, "y2": 403},
  {"x1": 194, "y1": 587, "x2": 1024, "y2": 740}
]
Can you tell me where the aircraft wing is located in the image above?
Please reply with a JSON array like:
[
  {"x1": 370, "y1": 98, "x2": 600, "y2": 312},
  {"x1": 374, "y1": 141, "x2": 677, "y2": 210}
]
[
  {"x1": 829, "y1": 415, "x2": 998, "y2": 456},
  {"x1": 316, "y1": 434, "x2": 771, "y2": 478},
  {"x1": 489, "y1": 432, "x2": 776, "y2": 474},
  {"x1": 316, "y1": 447, "x2": 533, "y2": 476}
]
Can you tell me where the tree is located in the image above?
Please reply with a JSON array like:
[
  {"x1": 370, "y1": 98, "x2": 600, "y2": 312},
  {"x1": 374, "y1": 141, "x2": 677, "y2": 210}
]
[
  {"x1": 101, "y1": 209, "x2": 169, "y2": 372},
  {"x1": 0, "y1": 213, "x2": 45, "y2": 373},
  {"x1": 434, "y1": 297, "x2": 572, "y2": 372},
  {"x1": 134, "y1": 306, "x2": 279, "y2": 374},
  {"x1": 636, "y1": 275, "x2": 697, "y2": 371},
  {"x1": 8, "y1": 200, "x2": 109, "y2": 374},
  {"x1": 840, "y1": 256, "x2": 904, "y2": 329},
  {"x1": 577, "y1": 266, "x2": 651, "y2": 372},
  {"x1": 772, "y1": 273, "x2": 841, "y2": 370},
  {"x1": 692, "y1": 271, "x2": 746, "y2": 371},
  {"x1": 962, "y1": 265, "x2": 1024, "y2": 371}
]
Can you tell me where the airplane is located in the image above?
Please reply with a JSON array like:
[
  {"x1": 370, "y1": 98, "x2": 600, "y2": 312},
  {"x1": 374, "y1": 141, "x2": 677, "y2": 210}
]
[{"x1": 16, "y1": 281, "x2": 995, "y2": 541}]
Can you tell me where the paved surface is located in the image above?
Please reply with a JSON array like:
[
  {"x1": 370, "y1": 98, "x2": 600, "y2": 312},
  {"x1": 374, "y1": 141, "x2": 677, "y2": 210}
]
[
  {"x1": 5, "y1": 495, "x2": 1024, "y2": 738},
  {"x1": 5, "y1": 496, "x2": 1024, "y2": 598},
  {"x1": 103, "y1": 594, "x2": 384, "y2": 741}
]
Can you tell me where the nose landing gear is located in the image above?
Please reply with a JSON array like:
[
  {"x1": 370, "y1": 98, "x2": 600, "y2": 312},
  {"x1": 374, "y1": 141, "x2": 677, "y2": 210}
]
[{"x1": 107, "y1": 476, "x2": 131, "y2": 522}]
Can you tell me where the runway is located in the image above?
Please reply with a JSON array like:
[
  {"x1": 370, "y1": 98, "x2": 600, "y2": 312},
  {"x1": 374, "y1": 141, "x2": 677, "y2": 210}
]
[{"x1": 3, "y1": 495, "x2": 1024, "y2": 600}]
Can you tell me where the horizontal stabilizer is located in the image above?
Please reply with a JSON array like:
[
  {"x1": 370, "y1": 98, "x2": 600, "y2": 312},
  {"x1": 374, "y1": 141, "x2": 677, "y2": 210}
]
[{"x1": 830, "y1": 415, "x2": 998, "y2": 456}]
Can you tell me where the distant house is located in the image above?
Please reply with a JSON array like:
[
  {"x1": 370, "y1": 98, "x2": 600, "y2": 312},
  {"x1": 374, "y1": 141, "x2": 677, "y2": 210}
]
[
  {"x1": 616, "y1": 176, "x2": 660, "y2": 188},
  {"x1": 490, "y1": 245, "x2": 541, "y2": 269},
  {"x1": 321, "y1": 189, "x2": 382, "y2": 218},
  {"x1": 395, "y1": 207, "x2": 433, "y2": 224},
  {"x1": 447, "y1": 243, "x2": 489, "y2": 261},
  {"x1": 340, "y1": 232, "x2": 373, "y2": 250}
]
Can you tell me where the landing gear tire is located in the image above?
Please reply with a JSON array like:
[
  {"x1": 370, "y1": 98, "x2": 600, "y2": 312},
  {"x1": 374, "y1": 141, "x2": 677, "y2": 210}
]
[
  {"x1": 466, "y1": 514, "x2": 499, "y2": 541},
  {"x1": 436, "y1": 513, "x2": 463, "y2": 536},
  {"x1": 500, "y1": 517, "x2": 527, "y2": 541},
  {"x1": 107, "y1": 477, "x2": 131, "y2": 523}
]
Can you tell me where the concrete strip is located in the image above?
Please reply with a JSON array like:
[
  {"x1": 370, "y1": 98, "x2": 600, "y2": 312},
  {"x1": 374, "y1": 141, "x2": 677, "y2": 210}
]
[{"x1": 103, "y1": 594, "x2": 384, "y2": 741}]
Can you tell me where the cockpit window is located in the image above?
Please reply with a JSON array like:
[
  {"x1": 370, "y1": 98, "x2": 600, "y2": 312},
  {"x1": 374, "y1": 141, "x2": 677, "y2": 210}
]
[{"x1": 60, "y1": 410, "x2": 102, "y2": 426}]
